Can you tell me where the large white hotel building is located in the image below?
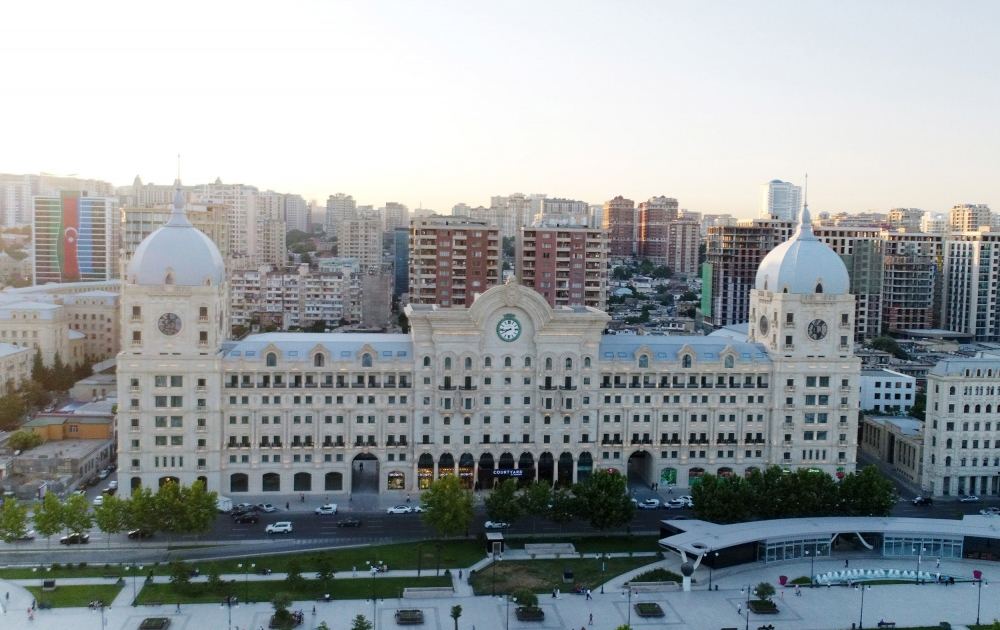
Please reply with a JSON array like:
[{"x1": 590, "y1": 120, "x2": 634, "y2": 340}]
[{"x1": 118, "y1": 186, "x2": 860, "y2": 497}]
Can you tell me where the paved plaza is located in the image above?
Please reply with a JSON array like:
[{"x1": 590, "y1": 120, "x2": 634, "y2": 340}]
[{"x1": 0, "y1": 552, "x2": 993, "y2": 629}]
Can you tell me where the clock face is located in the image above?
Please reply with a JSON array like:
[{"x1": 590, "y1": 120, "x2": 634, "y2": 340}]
[
  {"x1": 758, "y1": 315, "x2": 770, "y2": 335},
  {"x1": 158, "y1": 312, "x2": 182, "y2": 336},
  {"x1": 496, "y1": 314, "x2": 522, "y2": 342},
  {"x1": 807, "y1": 319, "x2": 828, "y2": 341}
]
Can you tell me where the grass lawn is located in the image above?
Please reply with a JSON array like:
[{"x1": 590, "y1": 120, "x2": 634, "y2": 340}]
[
  {"x1": 504, "y1": 535, "x2": 661, "y2": 554},
  {"x1": 469, "y1": 556, "x2": 655, "y2": 595},
  {"x1": 0, "y1": 562, "x2": 130, "y2": 580},
  {"x1": 27, "y1": 583, "x2": 123, "y2": 608},
  {"x1": 134, "y1": 575, "x2": 452, "y2": 605}
]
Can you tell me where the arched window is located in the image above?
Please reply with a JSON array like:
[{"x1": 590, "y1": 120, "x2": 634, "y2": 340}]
[
  {"x1": 964, "y1": 404, "x2": 970, "y2": 413},
  {"x1": 945, "y1": 456, "x2": 952, "y2": 467},
  {"x1": 504, "y1": 356, "x2": 512, "y2": 368},
  {"x1": 815, "y1": 282, "x2": 823, "y2": 293},
  {"x1": 265, "y1": 352, "x2": 277, "y2": 367},
  {"x1": 638, "y1": 355, "x2": 649, "y2": 368},
  {"x1": 484, "y1": 357, "x2": 492, "y2": 368},
  {"x1": 423, "y1": 356, "x2": 431, "y2": 367},
  {"x1": 524, "y1": 357, "x2": 532, "y2": 368},
  {"x1": 946, "y1": 439, "x2": 953, "y2": 449},
  {"x1": 545, "y1": 357, "x2": 553, "y2": 370},
  {"x1": 314, "y1": 354, "x2": 324, "y2": 367},
  {"x1": 975, "y1": 405, "x2": 982, "y2": 413},
  {"x1": 165, "y1": 272, "x2": 174, "y2": 285},
  {"x1": 724, "y1": 355, "x2": 735, "y2": 369},
  {"x1": 444, "y1": 357, "x2": 452, "y2": 370},
  {"x1": 362, "y1": 353, "x2": 373, "y2": 368},
  {"x1": 682, "y1": 354, "x2": 692, "y2": 368},
  {"x1": 464, "y1": 357, "x2": 472, "y2": 370},
  {"x1": 949, "y1": 386, "x2": 956, "y2": 395},
  {"x1": 584, "y1": 357, "x2": 591, "y2": 368},
  {"x1": 565, "y1": 358, "x2": 572, "y2": 370}
]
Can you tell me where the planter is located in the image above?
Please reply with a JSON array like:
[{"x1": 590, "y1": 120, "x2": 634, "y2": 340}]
[
  {"x1": 634, "y1": 603, "x2": 665, "y2": 618},
  {"x1": 269, "y1": 610, "x2": 304, "y2": 628},
  {"x1": 138, "y1": 619, "x2": 171, "y2": 630},
  {"x1": 395, "y1": 609, "x2": 425, "y2": 625},
  {"x1": 515, "y1": 607, "x2": 545, "y2": 622},
  {"x1": 748, "y1": 600, "x2": 779, "y2": 614}
]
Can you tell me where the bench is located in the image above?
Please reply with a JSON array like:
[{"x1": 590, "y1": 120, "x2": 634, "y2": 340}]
[
  {"x1": 146, "y1": 601, "x2": 162, "y2": 607},
  {"x1": 402, "y1": 587, "x2": 454, "y2": 599},
  {"x1": 877, "y1": 622, "x2": 896, "y2": 629},
  {"x1": 394, "y1": 609, "x2": 424, "y2": 625},
  {"x1": 102, "y1": 574, "x2": 120, "y2": 579},
  {"x1": 627, "y1": 581, "x2": 680, "y2": 593},
  {"x1": 523, "y1": 543, "x2": 576, "y2": 556},
  {"x1": 757, "y1": 625, "x2": 775, "y2": 630}
]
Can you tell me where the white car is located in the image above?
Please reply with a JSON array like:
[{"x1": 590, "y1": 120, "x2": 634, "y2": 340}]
[
  {"x1": 484, "y1": 520, "x2": 509, "y2": 529},
  {"x1": 386, "y1": 505, "x2": 412, "y2": 514},
  {"x1": 677, "y1": 495, "x2": 694, "y2": 505},
  {"x1": 979, "y1": 507, "x2": 1000, "y2": 516},
  {"x1": 108, "y1": 480, "x2": 118, "y2": 490},
  {"x1": 257, "y1": 503, "x2": 278, "y2": 513},
  {"x1": 637, "y1": 499, "x2": 660, "y2": 510},
  {"x1": 960, "y1": 495, "x2": 981, "y2": 503},
  {"x1": 314, "y1": 504, "x2": 338, "y2": 515},
  {"x1": 92, "y1": 495, "x2": 104, "y2": 507},
  {"x1": 663, "y1": 498, "x2": 688, "y2": 510},
  {"x1": 265, "y1": 521, "x2": 293, "y2": 534},
  {"x1": 97, "y1": 469, "x2": 110, "y2": 480}
]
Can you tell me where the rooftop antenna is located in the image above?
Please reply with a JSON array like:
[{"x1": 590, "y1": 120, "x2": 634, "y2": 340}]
[
  {"x1": 176, "y1": 153, "x2": 181, "y2": 182},
  {"x1": 803, "y1": 172, "x2": 808, "y2": 208}
]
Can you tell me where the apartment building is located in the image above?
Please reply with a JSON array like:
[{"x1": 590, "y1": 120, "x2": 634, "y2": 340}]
[
  {"x1": 517, "y1": 218, "x2": 608, "y2": 309},
  {"x1": 942, "y1": 231, "x2": 1000, "y2": 341},
  {"x1": 229, "y1": 264, "x2": 362, "y2": 329},
  {"x1": 408, "y1": 216, "x2": 500, "y2": 307},
  {"x1": 949, "y1": 204, "x2": 992, "y2": 232},
  {"x1": 859, "y1": 368, "x2": 916, "y2": 413},
  {"x1": 637, "y1": 196, "x2": 678, "y2": 263},
  {"x1": 338, "y1": 213, "x2": 384, "y2": 268},
  {"x1": 603, "y1": 196, "x2": 636, "y2": 260}
]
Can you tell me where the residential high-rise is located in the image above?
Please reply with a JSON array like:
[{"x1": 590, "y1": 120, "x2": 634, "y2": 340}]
[
  {"x1": 814, "y1": 227, "x2": 884, "y2": 341},
  {"x1": 637, "y1": 196, "x2": 678, "y2": 264},
  {"x1": 921, "y1": 212, "x2": 948, "y2": 234},
  {"x1": 701, "y1": 219, "x2": 793, "y2": 327},
  {"x1": 33, "y1": 191, "x2": 119, "y2": 284},
  {"x1": 196, "y1": 180, "x2": 259, "y2": 263},
  {"x1": 540, "y1": 198, "x2": 588, "y2": 225},
  {"x1": 887, "y1": 208, "x2": 924, "y2": 232},
  {"x1": 283, "y1": 194, "x2": 309, "y2": 233},
  {"x1": 880, "y1": 232, "x2": 941, "y2": 333},
  {"x1": 393, "y1": 227, "x2": 409, "y2": 298},
  {"x1": 602, "y1": 195, "x2": 636, "y2": 259},
  {"x1": 942, "y1": 231, "x2": 1000, "y2": 341},
  {"x1": 949, "y1": 203, "x2": 992, "y2": 232},
  {"x1": 229, "y1": 263, "x2": 362, "y2": 330},
  {"x1": 381, "y1": 202, "x2": 410, "y2": 234},
  {"x1": 121, "y1": 202, "x2": 230, "y2": 268},
  {"x1": 489, "y1": 193, "x2": 532, "y2": 239},
  {"x1": 325, "y1": 193, "x2": 357, "y2": 236},
  {"x1": 666, "y1": 220, "x2": 700, "y2": 277},
  {"x1": 338, "y1": 212, "x2": 383, "y2": 268},
  {"x1": 759, "y1": 179, "x2": 802, "y2": 221},
  {"x1": 517, "y1": 216, "x2": 608, "y2": 309},
  {"x1": 409, "y1": 216, "x2": 500, "y2": 307}
]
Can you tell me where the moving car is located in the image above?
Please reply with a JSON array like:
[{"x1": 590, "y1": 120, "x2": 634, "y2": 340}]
[
  {"x1": 265, "y1": 521, "x2": 293, "y2": 534},
  {"x1": 108, "y1": 480, "x2": 118, "y2": 490},
  {"x1": 93, "y1": 495, "x2": 104, "y2": 507},
  {"x1": 97, "y1": 469, "x2": 110, "y2": 479},
  {"x1": 314, "y1": 504, "x2": 339, "y2": 515},
  {"x1": 663, "y1": 498, "x2": 689, "y2": 510},
  {"x1": 336, "y1": 518, "x2": 362, "y2": 527},
  {"x1": 677, "y1": 495, "x2": 694, "y2": 506},
  {"x1": 13, "y1": 530, "x2": 35, "y2": 542},
  {"x1": 233, "y1": 513, "x2": 259, "y2": 524},
  {"x1": 257, "y1": 503, "x2": 278, "y2": 513},
  {"x1": 960, "y1": 495, "x2": 981, "y2": 503},
  {"x1": 386, "y1": 505, "x2": 413, "y2": 514},
  {"x1": 912, "y1": 496, "x2": 933, "y2": 506},
  {"x1": 637, "y1": 498, "x2": 661, "y2": 510},
  {"x1": 979, "y1": 507, "x2": 1000, "y2": 516},
  {"x1": 60, "y1": 532, "x2": 90, "y2": 545},
  {"x1": 128, "y1": 528, "x2": 154, "y2": 540},
  {"x1": 484, "y1": 521, "x2": 509, "y2": 529}
]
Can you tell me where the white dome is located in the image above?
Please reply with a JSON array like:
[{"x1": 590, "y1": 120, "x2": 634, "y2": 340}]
[
  {"x1": 127, "y1": 181, "x2": 225, "y2": 287},
  {"x1": 754, "y1": 206, "x2": 850, "y2": 295}
]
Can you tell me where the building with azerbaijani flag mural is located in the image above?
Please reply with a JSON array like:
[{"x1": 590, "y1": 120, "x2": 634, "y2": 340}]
[{"x1": 33, "y1": 191, "x2": 119, "y2": 285}]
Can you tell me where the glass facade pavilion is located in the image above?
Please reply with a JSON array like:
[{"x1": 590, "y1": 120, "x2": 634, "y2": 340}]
[{"x1": 760, "y1": 533, "x2": 962, "y2": 563}]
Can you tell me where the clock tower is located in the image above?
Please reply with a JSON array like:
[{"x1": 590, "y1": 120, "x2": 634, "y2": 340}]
[
  {"x1": 748, "y1": 204, "x2": 861, "y2": 477},
  {"x1": 117, "y1": 180, "x2": 229, "y2": 497}
]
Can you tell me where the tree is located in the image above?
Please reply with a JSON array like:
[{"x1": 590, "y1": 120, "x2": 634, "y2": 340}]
[
  {"x1": 0, "y1": 497, "x2": 30, "y2": 543},
  {"x1": 753, "y1": 582, "x2": 775, "y2": 602},
  {"x1": 7, "y1": 430, "x2": 42, "y2": 451},
  {"x1": 421, "y1": 475, "x2": 473, "y2": 538},
  {"x1": 501, "y1": 236, "x2": 515, "y2": 258},
  {"x1": 20, "y1": 381, "x2": 52, "y2": 411},
  {"x1": 33, "y1": 492, "x2": 63, "y2": 547},
  {"x1": 351, "y1": 615, "x2": 374, "y2": 630},
  {"x1": 869, "y1": 336, "x2": 909, "y2": 360},
  {"x1": 571, "y1": 470, "x2": 634, "y2": 531},
  {"x1": 638, "y1": 259, "x2": 655, "y2": 275},
  {"x1": 155, "y1": 480, "x2": 186, "y2": 534},
  {"x1": 520, "y1": 482, "x2": 552, "y2": 532},
  {"x1": 484, "y1": 479, "x2": 524, "y2": 525},
  {"x1": 512, "y1": 590, "x2": 538, "y2": 609},
  {"x1": 62, "y1": 493, "x2": 93, "y2": 535},
  {"x1": 93, "y1": 495, "x2": 129, "y2": 547},
  {"x1": 285, "y1": 558, "x2": 305, "y2": 590},
  {"x1": 177, "y1": 479, "x2": 218, "y2": 535},
  {"x1": 548, "y1": 487, "x2": 577, "y2": 528},
  {"x1": 910, "y1": 392, "x2": 926, "y2": 420},
  {"x1": 839, "y1": 466, "x2": 896, "y2": 516},
  {"x1": 692, "y1": 474, "x2": 753, "y2": 524},
  {"x1": 315, "y1": 555, "x2": 335, "y2": 590},
  {"x1": 679, "y1": 291, "x2": 698, "y2": 302},
  {"x1": 30, "y1": 349, "x2": 46, "y2": 384},
  {"x1": 398, "y1": 312, "x2": 410, "y2": 333},
  {"x1": 611, "y1": 266, "x2": 630, "y2": 281},
  {"x1": 50, "y1": 352, "x2": 72, "y2": 391},
  {"x1": 0, "y1": 393, "x2": 26, "y2": 429},
  {"x1": 651, "y1": 265, "x2": 672, "y2": 279},
  {"x1": 126, "y1": 486, "x2": 161, "y2": 535},
  {"x1": 169, "y1": 561, "x2": 193, "y2": 594},
  {"x1": 450, "y1": 605, "x2": 462, "y2": 630}
]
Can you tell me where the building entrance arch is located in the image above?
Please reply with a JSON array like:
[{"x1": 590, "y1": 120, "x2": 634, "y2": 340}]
[
  {"x1": 557, "y1": 452, "x2": 574, "y2": 486},
  {"x1": 478, "y1": 453, "x2": 495, "y2": 490},
  {"x1": 577, "y1": 452, "x2": 594, "y2": 483},
  {"x1": 626, "y1": 450, "x2": 654, "y2": 488},
  {"x1": 352, "y1": 453, "x2": 379, "y2": 493},
  {"x1": 518, "y1": 452, "x2": 536, "y2": 485},
  {"x1": 458, "y1": 453, "x2": 475, "y2": 489},
  {"x1": 538, "y1": 452, "x2": 555, "y2": 485}
]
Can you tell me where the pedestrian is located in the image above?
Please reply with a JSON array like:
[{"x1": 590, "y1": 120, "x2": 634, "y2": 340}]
[
  {"x1": 737, "y1": 604, "x2": 742, "y2": 616},
  {"x1": 779, "y1": 589, "x2": 784, "y2": 599},
  {"x1": 352, "y1": 566, "x2": 357, "y2": 577},
  {"x1": 285, "y1": 502, "x2": 290, "y2": 510},
  {"x1": 175, "y1": 602, "x2": 181, "y2": 612},
  {"x1": 844, "y1": 559, "x2": 849, "y2": 568},
  {"x1": 459, "y1": 570, "x2": 463, "y2": 580},
  {"x1": 556, "y1": 587, "x2": 560, "y2": 598},
  {"x1": 589, "y1": 613, "x2": 593, "y2": 625},
  {"x1": 31, "y1": 599, "x2": 35, "y2": 611},
  {"x1": 936, "y1": 558, "x2": 941, "y2": 569},
  {"x1": 312, "y1": 605, "x2": 316, "y2": 615},
  {"x1": 552, "y1": 589, "x2": 557, "y2": 598},
  {"x1": 300, "y1": 494, "x2": 305, "y2": 503}
]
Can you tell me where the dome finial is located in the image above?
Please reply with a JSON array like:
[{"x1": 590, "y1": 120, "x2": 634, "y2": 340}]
[
  {"x1": 795, "y1": 173, "x2": 815, "y2": 240},
  {"x1": 167, "y1": 174, "x2": 193, "y2": 228}
]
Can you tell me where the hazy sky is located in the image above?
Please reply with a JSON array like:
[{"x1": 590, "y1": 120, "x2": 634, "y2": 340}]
[{"x1": 2, "y1": 1, "x2": 998, "y2": 217}]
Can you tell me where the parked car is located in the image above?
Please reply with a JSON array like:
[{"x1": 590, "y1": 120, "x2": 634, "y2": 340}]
[
  {"x1": 979, "y1": 507, "x2": 1000, "y2": 516},
  {"x1": 13, "y1": 530, "x2": 35, "y2": 542},
  {"x1": 314, "y1": 504, "x2": 339, "y2": 515},
  {"x1": 93, "y1": 495, "x2": 104, "y2": 507},
  {"x1": 102, "y1": 487, "x2": 117, "y2": 496},
  {"x1": 97, "y1": 469, "x2": 110, "y2": 480},
  {"x1": 257, "y1": 503, "x2": 278, "y2": 513},
  {"x1": 386, "y1": 505, "x2": 412, "y2": 514},
  {"x1": 233, "y1": 513, "x2": 259, "y2": 524},
  {"x1": 960, "y1": 495, "x2": 981, "y2": 503},
  {"x1": 128, "y1": 528, "x2": 154, "y2": 540},
  {"x1": 663, "y1": 498, "x2": 689, "y2": 510},
  {"x1": 265, "y1": 521, "x2": 293, "y2": 534},
  {"x1": 234, "y1": 502, "x2": 254, "y2": 512},
  {"x1": 637, "y1": 498, "x2": 661, "y2": 510},
  {"x1": 484, "y1": 521, "x2": 509, "y2": 529},
  {"x1": 108, "y1": 480, "x2": 118, "y2": 490},
  {"x1": 60, "y1": 532, "x2": 90, "y2": 545},
  {"x1": 336, "y1": 518, "x2": 362, "y2": 528},
  {"x1": 912, "y1": 496, "x2": 933, "y2": 506},
  {"x1": 677, "y1": 495, "x2": 694, "y2": 506}
]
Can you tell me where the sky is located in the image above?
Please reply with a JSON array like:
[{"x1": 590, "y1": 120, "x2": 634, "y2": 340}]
[{"x1": 1, "y1": 0, "x2": 998, "y2": 217}]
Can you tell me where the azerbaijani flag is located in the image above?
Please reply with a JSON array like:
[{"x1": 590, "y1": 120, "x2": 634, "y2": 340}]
[{"x1": 57, "y1": 191, "x2": 81, "y2": 281}]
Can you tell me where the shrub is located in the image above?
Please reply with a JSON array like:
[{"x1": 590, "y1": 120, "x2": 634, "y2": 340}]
[
  {"x1": 513, "y1": 589, "x2": 538, "y2": 609},
  {"x1": 789, "y1": 576, "x2": 812, "y2": 585},
  {"x1": 632, "y1": 568, "x2": 683, "y2": 583}
]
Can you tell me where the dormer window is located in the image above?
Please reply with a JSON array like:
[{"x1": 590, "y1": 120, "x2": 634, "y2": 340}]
[
  {"x1": 638, "y1": 355, "x2": 649, "y2": 368},
  {"x1": 815, "y1": 282, "x2": 823, "y2": 293},
  {"x1": 265, "y1": 352, "x2": 277, "y2": 367},
  {"x1": 362, "y1": 353, "x2": 373, "y2": 368},
  {"x1": 724, "y1": 355, "x2": 734, "y2": 369},
  {"x1": 682, "y1": 354, "x2": 692, "y2": 369},
  {"x1": 314, "y1": 354, "x2": 325, "y2": 367}
]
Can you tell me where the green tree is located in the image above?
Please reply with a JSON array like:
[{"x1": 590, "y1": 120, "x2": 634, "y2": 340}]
[
  {"x1": 753, "y1": 582, "x2": 775, "y2": 602},
  {"x1": 501, "y1": 236, "x2": 515, "y2": 258},
  {"x1": 50, "y1": 352, "x2": 72, "y2": 391},
  {"x1": 611, "y1": 266, "x2": 630, "y2": 281},
  {"x1": 30, "y1": 349, "x2": 46, "y2": 385},
  {"x1": 7, "y1": 430, "x2": 42, "y2": 451},
  {"x1": 638, "y1": 259, "x2": 655, "y2": 275},
  {"x1": 548, "y1": 487, "x2": 577, "y2": 528},
  {"x1": 512, "y1": 590, "x2": 538, "y2": 609},
  {"x1": 450, "y1": 605, "x2": 462, "y2": 630},
  {"x1": 285, "y1": 558, "x2": 305, "y2": 590},
  {"x1": 351, "y1": 615, "x2": 374, "y2": 630},
  {"x1": 571, "y1": 470, "x2": 634, "y2": 531},
  {"x1": 125, "y1": 486, "x2": 161, "y2": 534},
  {"x1": 869, "y1": 336, "x2": 909, "y2": 360},
  {"x1": 398, "y1": 312, "x2": 410, "y2": 333},
  {"x1": 692, "y1": 474, "x2": 753, "y2": 524},
  {"x1": 520, "y1": 482, "x2": 552, "y2": 533},
  {"x1": 62, "y1": 493, "x2": 93, "y2": 535},
  {"x1": 0, "y1": 393, "x2": 26, "y2": 429},
  {"x1": 154, "y1": 480, "x2": 185, "y2": 534},
  {"x1": 651, "y1": 265, "x2": 672, "y2": 279},
  {"x1": 420, "y1": 475, "x2": 473, "y2": 538},
  {"x1": 679, "y1": 291, "x2": 698, "y2": 302},
  {"x1": 93, "y1": 494, "x2": 129, "y2": 548},
  {"x1": 177, "y1": 479, "x2": 218, "y2": 535},
  {"x1": 169, "y1": 561, "x2": 192, "y2": 594},
  {"x1": 839, "y1": 466, "x2": 896, "y2": 516},
  {"x1": 315, "y1": 555, "x2": 335, "y2": 590},
  {"x1": 909, "y1": 392, "x2": 926, "y2": 420},
  {"x1": 0, "y1": 497, "x2": 30, "y2": 543},
  {"x1": 484, "y1": 479, "x2": 524, "y2": 525},
  {"x1": 33, "y1": 492, "x2": 63, "y2": 547},
  {"x1": 20, "y1": 380, "x2": 52, "y2": 411}
]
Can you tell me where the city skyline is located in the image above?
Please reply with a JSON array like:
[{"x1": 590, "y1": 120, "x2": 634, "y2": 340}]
[{"x1": 1, "y1": 1, "x2": 998, "y2": 217}]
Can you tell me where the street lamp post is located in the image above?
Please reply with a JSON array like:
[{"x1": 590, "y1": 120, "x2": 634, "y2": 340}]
[
  {"x1": 128, "y1": 564, "x2": 144, "y2": 606},
  {"x1": 740, "y1": 584, "x2": 751, "y2": 630},
  {"x1": 505, "y1": 595, "x2": 517, "y2": 630},
  {"x1": 237, "y1": 562, "x2": 254, "y2": 603},
  {"x1": 96, "y1": 601, "x2": 108, "y2": 630},
  {"x1": 805, "y1": 550, "x2": 815, "y2": 585},
  {"x1": 975, "y1": 575, "x2": 988, "y2": 625},
  {"x1": 221, "y1": 595, "x2": 237, "y2": 630},
  {"x1": 623, "y1": 587, "x2": 633, "y2": 629},
  {"x1": 707, "y1": 551, "x2": 719, "y2": 590},
  {"x1": 600, "y1": 553, "x2": 606, "y2": 594},
  {"x1": 912, "y1": 545, "x2": 926, "y2": 584},
  {"x1": 366, "y1": 560, "x2": 378, "y2": 630},
  {"x1": 855, "y1": 584, "x2": 871, "y2": 629},
  {"x1": 491, "y1": 549, "x2": 500, "y2": 597}
]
